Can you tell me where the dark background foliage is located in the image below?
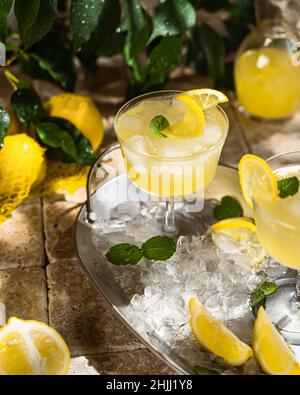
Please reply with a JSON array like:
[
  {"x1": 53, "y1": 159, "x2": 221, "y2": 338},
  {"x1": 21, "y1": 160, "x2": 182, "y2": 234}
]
[{"x1": 1, "y1": 0, "x2": 255, "y2": 96}]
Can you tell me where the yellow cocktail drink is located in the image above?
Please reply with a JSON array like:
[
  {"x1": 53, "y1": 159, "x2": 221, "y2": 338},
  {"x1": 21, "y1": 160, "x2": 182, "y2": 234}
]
[
  {"x1": 253, "y1": 165, "x2": 300, "y2": 270},
  {"x1": 115, "y1": 91, "x2": 228, "y2": 198},
  {"x1": 235, "y1": 47, "x2": 300, "y2": 119}
]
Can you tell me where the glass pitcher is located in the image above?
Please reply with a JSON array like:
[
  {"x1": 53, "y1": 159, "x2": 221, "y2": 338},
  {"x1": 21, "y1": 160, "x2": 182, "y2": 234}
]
[{"x1": 234, "y1": 0, "x2": 300, "y2": 120}]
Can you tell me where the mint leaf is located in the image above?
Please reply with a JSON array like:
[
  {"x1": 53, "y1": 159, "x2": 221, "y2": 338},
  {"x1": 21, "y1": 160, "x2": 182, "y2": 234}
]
[
  {"x1": 0, "y1": 105, "x2": 10, "y2": 146},
  {"x1": 278, "y1": 177, "x2": 299, "y2": 198},
  {"x1": 142, "y1": 236, "x2": 176, "y2": 261},
  {"x1": 149, "y1": 0, "x2": 196, "y2": 43},
  {"x1": 214, "y1": 196, "x2": 243, "y2": 220},
  {"x1": 106, "y1": 244, "x2": 143, "y2": 265},
  {"x1": 250, "y1": 281, "x2": 278, "y2": 309},
  {"x1": 194, "y1": 365, "x2": 219, "y2": 375},
  {"x1": 149, "y1": 115, "x2": 169, "y2": 138},
  {"x1": 260, "y1": 281, "x2": 279, "y2": 296},
  {"x1": 70, "y1": 0, "x2": 105, "y2": 51},
  {"x1": 14, "y1": 0, "x2": 58, "y2": 48}
]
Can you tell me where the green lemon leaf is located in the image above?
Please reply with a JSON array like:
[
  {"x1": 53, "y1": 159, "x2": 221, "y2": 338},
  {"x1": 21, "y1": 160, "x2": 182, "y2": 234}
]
[
  {"x1": 11, "y1": 87, "x2": 46, "y2": 127},
  {"x1": 149, "y1": 115, "x2": 169, "y2": 138},
  {"x1": 142, "y1": 236, "x2": 176, "y2": 261},
  {"x1": 149, "y1": 0, "x2": 196, "y2": 43},
  {"x1": 36, "y1": 121, "x2": 78, "y2": 161},
  {"x1": 106, "y1": 244, "x2": 143, "y2": 265},
  {"x1": 278, "y1": 177, "x2": 299, "y2": 198},
  {"x1": 144, "y1": 35, "x2": 183, "y2": 90},
  {"x1": 194, "y1": 365, "x2": 219, "y2": 375},
  {"x1": 214, "y1": 196, "x2": 243, "y2": 220},
  {"x1": 14, "y1": 0, "x2": 58, "y2": 48},
  {"x1": 0, "y1": 105, "x2": 10, "y2": 146},
  {"x1": 21, "y1": 32, "x2": 76, "y2": 91},
  {"x1": 70, "y1": 0, "x2": 105, "y2": 51},
  {"x1": 36, "y1": 118, "x2": 95, "y2": 165},
  {"x1": 0, "y1": 0, "x2": 13, "y2": 41}
]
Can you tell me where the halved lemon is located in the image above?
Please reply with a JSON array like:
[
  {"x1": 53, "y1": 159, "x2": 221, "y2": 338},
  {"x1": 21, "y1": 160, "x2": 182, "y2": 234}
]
[
  {"x1": 164, "y1": 93, "x2": 205, "y2": 139},
  {"x1": 238, "y1": 154, "x2": 278, "y2": 209},
  {"x1": 253, "y1": 306, "x2": 299, "y2": 375},
  {"x1": 189, "y1": 297, "x2": 253, "y2": 366},
  {"x1": 0, "y1": 317, "x2": 70, "y2": 375},
  {"x1": 183, "y1": 89, "x2": 229, "y2": 110}
]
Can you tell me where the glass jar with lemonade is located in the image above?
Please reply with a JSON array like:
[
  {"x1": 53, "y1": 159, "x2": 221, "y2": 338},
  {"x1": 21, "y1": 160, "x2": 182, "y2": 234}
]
[{"x1": 234, "y1": 0, "x2": 300, "y2": 120}]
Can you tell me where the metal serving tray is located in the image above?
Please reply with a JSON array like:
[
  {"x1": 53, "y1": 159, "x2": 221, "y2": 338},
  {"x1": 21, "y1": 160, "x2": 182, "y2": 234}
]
[{"x1": 75, "y1": 146, "x2": 250, "y2": 374}]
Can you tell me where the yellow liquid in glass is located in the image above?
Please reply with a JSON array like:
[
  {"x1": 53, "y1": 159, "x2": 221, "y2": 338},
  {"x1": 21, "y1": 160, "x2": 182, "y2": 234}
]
[
  {"x1": 116, "y1": 96, "x2": 228, "y2": 198},
  {"x1": 254, "y1": 166, "x2": 300, "y2": 270},
  {"x1": 235, "y1": 47, "x2": 300, "y2": 119}
]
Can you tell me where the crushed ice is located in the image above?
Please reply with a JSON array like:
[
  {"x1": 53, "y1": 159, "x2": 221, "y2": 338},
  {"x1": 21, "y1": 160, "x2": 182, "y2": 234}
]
[{"x1": 91, "y1": 201, "x2": 289, "y2": 374}]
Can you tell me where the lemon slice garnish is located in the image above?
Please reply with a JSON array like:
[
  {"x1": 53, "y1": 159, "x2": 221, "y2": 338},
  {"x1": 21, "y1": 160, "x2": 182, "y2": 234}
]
[
  {"x1": 0, "y1": 317, "x2": 70, "y2": 375},
  {"x1": 211, "y1": 217, "x2": 256, "y2": 236},
  {"x1": 238, "y1": 154, "x2": 278, "y2": 209},
  {"x1": 189, "y1": 297, "x2": 253, "y2": 366},
  {"x1": 253, "y1": 306, "x2": 300, "y2": 375},
  {"x1": 163, "y1": 93, "x2": 205, "y2": 139},
  {"x1": 183, "y1": 89, "x2": 229, "y2": 110}
]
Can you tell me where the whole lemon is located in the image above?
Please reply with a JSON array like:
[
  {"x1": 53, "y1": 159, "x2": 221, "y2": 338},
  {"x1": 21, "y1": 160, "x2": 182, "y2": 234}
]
[
  {"x1": 0, "y1": 134, "x2": 46, "y2": 222},
  {"x1": 45, "y1": 93, "x2": 104, "y2": 151}
]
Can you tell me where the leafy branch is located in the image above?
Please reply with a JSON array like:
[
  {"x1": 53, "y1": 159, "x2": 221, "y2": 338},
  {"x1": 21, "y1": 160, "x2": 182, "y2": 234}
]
[{"x1": 0, "y1": 0, "x2": 255, "y2": 94}]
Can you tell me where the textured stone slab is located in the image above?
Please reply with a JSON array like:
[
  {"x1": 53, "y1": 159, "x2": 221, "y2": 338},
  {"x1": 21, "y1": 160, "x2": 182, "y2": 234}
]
[
  {"x1": 235, "y1": 107, "x2": 300, "y2": 159},
  {"x1": 70, "y1": 350, "x2": 175, "y2": 375},
  {"x1": 43, "y1": 200, "x2": 81, "y2": 262},
  {"x1": 47, "y1": 260, "x2": 142, "y2": 356},
  {"x1": 0, "y1": 202, "x2": 44, "y2": 269},
  {"x1": 0, "y1": 267, "x2": 48, "y2": 323}
]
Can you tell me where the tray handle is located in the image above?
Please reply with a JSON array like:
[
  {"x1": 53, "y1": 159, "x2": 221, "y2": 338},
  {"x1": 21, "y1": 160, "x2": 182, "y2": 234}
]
[{"x1": 86, "y1": 142, "x2": 121, "y2": 223}]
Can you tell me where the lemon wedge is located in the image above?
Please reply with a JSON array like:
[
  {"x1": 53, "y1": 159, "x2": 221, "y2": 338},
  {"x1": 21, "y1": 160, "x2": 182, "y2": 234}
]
[
  {"x1": 253, "y1": 306, "x2": 299, "y2": 375},
  {"x1": 0, "y1": 317, "x2": 70, "y2": 375},
  {"x1": 189, "y1": 297, "x2": 253, "y2": 366},
  {"x1": 164, "y1": 93, "x2": 205, "y2": 139},
  {"x1": 183, "y1": 89, "x2": 229, "y2": 110},
  {"x1": 238, "y1": 154, "x2": 278, "y2": 209},
  {"x1": 211, "y1": 217, "x2": 256, "y2": 236}
]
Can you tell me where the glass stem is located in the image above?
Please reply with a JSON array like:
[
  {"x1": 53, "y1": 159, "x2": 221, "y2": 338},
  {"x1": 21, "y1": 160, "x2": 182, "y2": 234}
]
[
  {"x1": 291, "y1": 271, "x2": 300, "y2": 307},
  {"x1": 163, "y1": 197, "x2": 177, "y2": 234}
]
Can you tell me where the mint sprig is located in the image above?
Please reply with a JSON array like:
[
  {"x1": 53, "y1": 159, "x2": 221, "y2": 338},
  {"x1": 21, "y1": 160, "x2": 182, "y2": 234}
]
[
  {"x1": 278, "y1": 176, "x2": 299, "y2": 198},
  {"x1": 250, "y1": 281, "x2": 278, "y2": 311},
  {"x1": 194, "y1": 365, "x2": 219, "y2": 375},
  {"x1": 105, "y1": 235, "x2": 176, "y2": 265},
  {"x1": 213, "y1": 196, "x2": 243, "y2": 220},
  {"x1": 149, "y1": 115, "x2": 169, "y2": 138}
]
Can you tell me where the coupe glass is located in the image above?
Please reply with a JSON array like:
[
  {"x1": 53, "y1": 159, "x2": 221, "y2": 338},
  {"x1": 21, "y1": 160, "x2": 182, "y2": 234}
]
[
  {"x1": 114, "y1": 90, "x2": 229, "y2": 234},
  {"x1": 252, "y1": 151, "x2": 300, "y2": 342}
]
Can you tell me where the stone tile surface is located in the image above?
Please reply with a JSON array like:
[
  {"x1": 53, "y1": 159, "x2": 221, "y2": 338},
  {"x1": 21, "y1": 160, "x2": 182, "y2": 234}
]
[
  {"x1": 0, "y1": 202, "x2": 44, "y2": 269},
  {"x1": 47, "y1": 260, "x2": 142, "y2": 356},
  {"x1": 0, "y1": 267, "x2": 48, "y2": 323},
  {"x1": 43, "y1": 200, "x2": 81, "y2": 262},
  {"x1": 70, "y1": 350, "x2": 175, "y2": 375}
]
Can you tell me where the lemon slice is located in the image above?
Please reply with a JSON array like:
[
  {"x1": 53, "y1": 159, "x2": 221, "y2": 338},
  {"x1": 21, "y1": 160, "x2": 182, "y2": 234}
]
[
  {"x1": 183, "y1": 89, "x2": 229, "y2": 110},
  {"x1": 238, "y1": 154, "x2": 278, "y2": 209},
  {"x1": 211, "y1": 217, "x2": 266, "y2": 268},
  {"x1": 253, "y1": 306, "x2": 299, "y2": 375},
  {"x1": 189, "y1": 298, "x2": 253, "y2": 366},
  {"x1": 0, "y1": 317, "x2": 70, "y2": 375},
  {"x1": 164, "y1": 93, "x2": 205, "y2": 139}
]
